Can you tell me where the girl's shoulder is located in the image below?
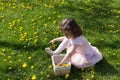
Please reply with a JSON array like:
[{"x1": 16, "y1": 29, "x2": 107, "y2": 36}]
[
  {"x1": 75, "y1": 35, "x2": 86, "y2": 41},
  {"x1": 71, "y1": 35, "x2": 88, "y2": 45}
]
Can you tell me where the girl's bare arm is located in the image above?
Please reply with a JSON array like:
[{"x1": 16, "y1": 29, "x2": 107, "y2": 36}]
[
  {"x1": 59, "y1": 45, "x2": 76, "y2": 65},
  {"x1": 49, "y1": 36, "x2": 65, "y2": 44}
]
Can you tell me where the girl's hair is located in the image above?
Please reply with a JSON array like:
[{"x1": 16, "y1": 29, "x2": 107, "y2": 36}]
[{"x1": 59, "y1": 18, "x2": 83, "y2": 38}]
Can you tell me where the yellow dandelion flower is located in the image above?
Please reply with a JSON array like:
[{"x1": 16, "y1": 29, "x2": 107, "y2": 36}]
[
  {"x1": 22, "y1": 63, "x2": 27, "y2": 68},
  {"x1": 43, "y1": 32, "x2": 46, "y2": 35},
  {"x1": 44, "y1": 4, "x2": 48, "y2": 7},
  {"x1": 81, "y1": 68, "x2": 84, "y2": 71},
  {"x1": 8, "y1": 56, "x2": 11, "y2": 58},
  {"x1": 2, "y1": 48, "x2": 5, "y2": 52},
  {"x1": 47, "y1": 74, "x2": 50, "y2": 78},
  {"x1": 58, "y1": 15, "x2": 61, "y2": 18},
  {"x1": 48, "y1": 65, "x2": 52, "y2": 68},
  {"x1": 53, "y1": 32, "x2": 58, "y2": 35},
  {"x1": 34, "y1": 39, "x2": 38, "y2": 43},
  {"x1": 31, "y1": 75, "x2": 37, "y2": 80},
  {"x1": 65, "y1": 74, "x2": 69, "y2": 78},
  {"x1": 3, "y1": 59, "x2": 7, "y2": 62},
  {"x1": 17, "y1": 19, "x2": 21, "y2": 22},
  {"x1": 11, "y1": 52, "x2": 15, "y2": 55},
  {"x1": 61, "y1": 0, "x2": 65, "y2": 4},
  {"x1": 31, "y1": 19, "x2": 35, "y2": 22},
  {"x1": 24, "y1": 46, "x2": 26, "y2": 48},
  {"x1": 0, "y1": 7, "x2": 4, "y2": 10},
  {"x1": 44, "y1": 23, "x2": 47, "y2": 27},
  {"x1": 62, "y1": 63, "x2": 70, "y2": 67},
  {"x1": 56, "y1": 64, "x2": 60, "y2": 68},
  {"x1": 117, "y1": 63, "x2": 120, "y2": 65},
  {"x1": 35, "y1": 35, "x2": 38, "y2": 38},
  {"x1": 7, "y1": 78, "x2": 10, "y2": 80},
  {"x1": 18, "y1": 59, "x2": 21, "y2": 62},
  {"x1": 91, "y1": 74, "x2": 94, "y2": 78},
  {"x1": 34, "y1": 32, "x2": 38, "y2": 35},
  {"x1": 91, "y1": 70, "x2": 95, "y2": 74},
  {"x1": 12, "y1": 6, "x2": 16, "y2": 9},
  {"x1": 24, "y1": 32, "x2": 27, "y2": 35},
  {"x1": 39, "y1": 16, "x2": 42, "y2": 19},
  {"x1": 101, "y1": 38, "x2": 104, "y2": 41},
  {"x1": 9, "y1": 60, "x2": 12, "y2": 64},
  {"x1": 27, "y1": 6, "x2": 32, "y2": 10},
  {"x1": 31, "y1": 66, "x2": 34, "y2": 69},
  {"x1": 19, "y1": 27, "x2": 23, "y2": 32},
  {"x1": 53, "y1": 20, "x2": 57, "y2": 24},
  {"x1": 62, "y1": 64, "x2": 66, "y2": 66},
  {"x1": 28, "y1": 56, "x2": 32, "y2": 60},
  {"x1": 8, "y1": 67, "x2": 13, "y2": 70},
  {"x1": 49, "y1": 5, "x2": 54, "y2": 8}
]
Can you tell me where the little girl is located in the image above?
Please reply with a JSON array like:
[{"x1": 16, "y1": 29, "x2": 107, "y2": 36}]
[{"x1": 45, "y1": 18, "x2": 103, "y2": 68}]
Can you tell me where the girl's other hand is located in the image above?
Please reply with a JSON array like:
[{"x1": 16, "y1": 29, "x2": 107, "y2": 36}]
[
  {"x1": 45, "y1": 47, "x2": 53, "y2": 56},
  {"x1": 58, "y1": 62, "x2": 63, "y2": 66}
]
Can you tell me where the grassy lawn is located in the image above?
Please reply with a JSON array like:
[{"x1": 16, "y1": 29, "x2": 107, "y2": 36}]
[{"x1": 0, "y1": 0, "x2": 120, "y2": 80}]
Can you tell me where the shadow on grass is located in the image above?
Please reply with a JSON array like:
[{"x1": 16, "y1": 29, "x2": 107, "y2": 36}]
[
  {"x1": 93, "y1": 40, "x2": 120, "y2": 49},
  {"x1": 95, "y1": 57, "x2": 118, "y2": 75},
  {"x1": 0, "y1": 41, "x2": 46, "y2": 51},
  {"x1": 70, "y1": 58, "x2": 118, "y2": 79}
]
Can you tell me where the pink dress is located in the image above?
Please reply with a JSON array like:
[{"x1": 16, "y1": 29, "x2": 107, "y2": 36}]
[{"x1": 65, "y1": 35, "x2": 103, "y2": 68}]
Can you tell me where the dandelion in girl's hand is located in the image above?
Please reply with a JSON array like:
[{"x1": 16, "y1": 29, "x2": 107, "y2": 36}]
[{"x1": 22, "y1": 63, "x2": 27, "y2": 68}]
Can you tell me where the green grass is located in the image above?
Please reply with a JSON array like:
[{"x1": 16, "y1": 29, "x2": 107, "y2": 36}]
[{"x1": 0, "y1": 0, "x2": 120, "y2": 80}]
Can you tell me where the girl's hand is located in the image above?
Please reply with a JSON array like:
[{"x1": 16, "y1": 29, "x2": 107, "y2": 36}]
[
  {"x1": 58, "y1": 62, "x2": 63, "y2": 66},
  {"x1": 49, "y1": 39, "x2": 56, "y2": 44}
]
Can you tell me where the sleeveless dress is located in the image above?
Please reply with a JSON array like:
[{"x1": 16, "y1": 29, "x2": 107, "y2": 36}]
[{"x1": 65, "y1": 35, "x2": 103, "y2": 68}]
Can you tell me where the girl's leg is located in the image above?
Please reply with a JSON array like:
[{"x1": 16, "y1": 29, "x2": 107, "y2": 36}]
[
  {"x1": 71, "y1": 53, "x2": 85, "y2": 68},
  {"x1": 89, "y1": 47, "x2": 103, "y2": 65}
]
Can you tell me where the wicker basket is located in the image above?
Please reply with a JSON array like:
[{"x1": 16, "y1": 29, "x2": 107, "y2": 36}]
[{"x1": 52, "y1": 54, "x2": 71, "y2": 76}]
